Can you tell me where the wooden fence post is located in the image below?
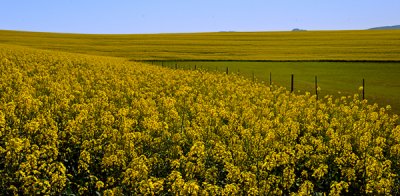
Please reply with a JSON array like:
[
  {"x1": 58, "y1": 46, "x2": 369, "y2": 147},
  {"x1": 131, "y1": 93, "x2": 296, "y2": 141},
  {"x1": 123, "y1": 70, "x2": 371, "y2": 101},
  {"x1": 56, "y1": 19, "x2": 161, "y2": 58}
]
[
  {"x1": 315, "y1": 76, "x2": 318, "y2": 100},
  {"x1": 362, "y1": 78, "x2": 365, "y2": 100},
  {"x1": 226, "y1": 67, "x2": 229, "y2": 74},
  {"x1": 291, "y1": 74, "x2": 294, "y2": 93},
  {"x1": 269, "y1": 72, "x2": 272, "y2": 86}
]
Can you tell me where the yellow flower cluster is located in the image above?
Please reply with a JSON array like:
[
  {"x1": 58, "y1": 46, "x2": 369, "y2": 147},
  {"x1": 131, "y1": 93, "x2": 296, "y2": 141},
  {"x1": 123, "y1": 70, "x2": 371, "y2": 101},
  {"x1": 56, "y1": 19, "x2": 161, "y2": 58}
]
[{"x1": 1, "y1": 45, "x2": 399, "y2": 195}]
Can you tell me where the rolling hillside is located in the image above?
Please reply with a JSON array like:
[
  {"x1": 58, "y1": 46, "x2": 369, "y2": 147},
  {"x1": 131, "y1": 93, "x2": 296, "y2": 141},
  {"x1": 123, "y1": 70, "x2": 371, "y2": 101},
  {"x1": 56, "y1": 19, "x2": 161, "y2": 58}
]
[
  {"x1": 1, "y1": 30, "x2": 399, "y2": 61},
  {"x1": 369, "y1": 25, "x2": 400, "y2": 30}
]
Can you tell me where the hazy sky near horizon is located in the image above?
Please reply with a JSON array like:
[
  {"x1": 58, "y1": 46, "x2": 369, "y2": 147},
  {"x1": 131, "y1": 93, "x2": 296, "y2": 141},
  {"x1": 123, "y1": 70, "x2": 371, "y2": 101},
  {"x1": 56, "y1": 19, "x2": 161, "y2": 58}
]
[{"x1": 1, "y1": 0, "x2": 399, "y2": 34}]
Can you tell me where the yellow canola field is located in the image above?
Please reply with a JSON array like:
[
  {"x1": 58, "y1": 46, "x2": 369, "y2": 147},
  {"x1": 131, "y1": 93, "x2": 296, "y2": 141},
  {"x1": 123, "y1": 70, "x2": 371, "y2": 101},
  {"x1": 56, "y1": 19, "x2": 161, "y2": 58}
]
[{"x1": 0, "y1": 45, "x2": 399, "y2": 195}]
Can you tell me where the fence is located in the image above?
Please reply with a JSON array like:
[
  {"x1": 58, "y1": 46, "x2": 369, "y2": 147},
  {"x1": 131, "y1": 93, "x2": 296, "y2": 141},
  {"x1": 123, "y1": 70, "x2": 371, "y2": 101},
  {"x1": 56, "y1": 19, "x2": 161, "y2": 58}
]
[{"x1": 151, "y1": 61, "x2": 367, "y2": 100}]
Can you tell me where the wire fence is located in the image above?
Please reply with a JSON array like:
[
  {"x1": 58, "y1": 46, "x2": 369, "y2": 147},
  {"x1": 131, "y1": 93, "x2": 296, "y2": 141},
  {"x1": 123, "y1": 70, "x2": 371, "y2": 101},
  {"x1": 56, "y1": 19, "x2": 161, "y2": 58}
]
[{"x1": 153, "y1": 61, "x2": 368, "y2": 101}]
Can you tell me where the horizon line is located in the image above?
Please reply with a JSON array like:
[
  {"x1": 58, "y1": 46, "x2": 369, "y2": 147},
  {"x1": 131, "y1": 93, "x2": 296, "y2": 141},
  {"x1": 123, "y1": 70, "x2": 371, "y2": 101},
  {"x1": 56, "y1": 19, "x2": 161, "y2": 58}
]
[{"x1": 0, "y1": 27, "x2": 382, "y2": 35}]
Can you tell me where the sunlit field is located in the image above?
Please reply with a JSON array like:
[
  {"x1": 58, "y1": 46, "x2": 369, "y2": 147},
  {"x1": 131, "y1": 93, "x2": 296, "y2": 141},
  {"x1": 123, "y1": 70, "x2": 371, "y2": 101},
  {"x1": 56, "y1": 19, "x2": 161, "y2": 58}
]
[
  {"x1": 157, "y1": 60, "x2": 400, "y2": 114},
  {"x1": 1, "y1": 30, "x2": 400, "y2": 61},
  {"x1": 2, "y1": 29, "x2": 400, "y2": 113},
  {"x1": 1, "y1": 44, "x2": 400, "y2": 195}
]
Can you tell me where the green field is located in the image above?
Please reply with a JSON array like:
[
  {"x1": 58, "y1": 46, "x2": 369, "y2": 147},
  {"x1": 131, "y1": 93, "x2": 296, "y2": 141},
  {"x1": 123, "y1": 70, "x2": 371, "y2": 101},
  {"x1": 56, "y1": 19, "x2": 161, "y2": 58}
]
[
  {"x1": 1, "y1": 29, "x2": 400, "y2": 113},
  {"x1": 157, "y1": 61, "x2": 400, "y2": 113}
]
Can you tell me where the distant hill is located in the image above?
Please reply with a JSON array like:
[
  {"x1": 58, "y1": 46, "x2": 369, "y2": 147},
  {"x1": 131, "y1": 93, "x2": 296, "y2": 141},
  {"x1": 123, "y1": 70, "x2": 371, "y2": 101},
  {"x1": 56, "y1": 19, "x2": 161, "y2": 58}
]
[
  {"x1": 292, "y1": 28, "x2": 306, "y2": 31},
  {"x1": 369, "y1": 25, "x2": 400, "y2": 30}
]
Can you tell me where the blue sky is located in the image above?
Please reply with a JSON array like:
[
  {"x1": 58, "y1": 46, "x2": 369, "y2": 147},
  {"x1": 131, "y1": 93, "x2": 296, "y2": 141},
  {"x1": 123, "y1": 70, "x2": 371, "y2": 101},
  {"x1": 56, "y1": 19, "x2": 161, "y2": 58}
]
[{"x1": 1, "y1": 0, "x2": 399, "y2": 34}]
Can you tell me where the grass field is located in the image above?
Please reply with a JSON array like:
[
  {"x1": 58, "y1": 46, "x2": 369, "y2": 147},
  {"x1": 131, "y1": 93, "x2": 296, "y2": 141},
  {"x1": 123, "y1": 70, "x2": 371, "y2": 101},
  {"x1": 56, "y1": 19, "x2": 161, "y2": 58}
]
[
  {"x1": 157, "y1": 61, "x2": 400, "y2": 113},
  {"x1": 1, "y1": 29, "x2": 400, "y2": 113}
]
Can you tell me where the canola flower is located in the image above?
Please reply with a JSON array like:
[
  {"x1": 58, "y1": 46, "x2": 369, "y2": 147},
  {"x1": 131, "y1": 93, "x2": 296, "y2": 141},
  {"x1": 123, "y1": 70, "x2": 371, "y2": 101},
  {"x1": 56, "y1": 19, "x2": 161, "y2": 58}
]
[{"x1": 0, "y1": 45, "x2": 399, "y2": 195}]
